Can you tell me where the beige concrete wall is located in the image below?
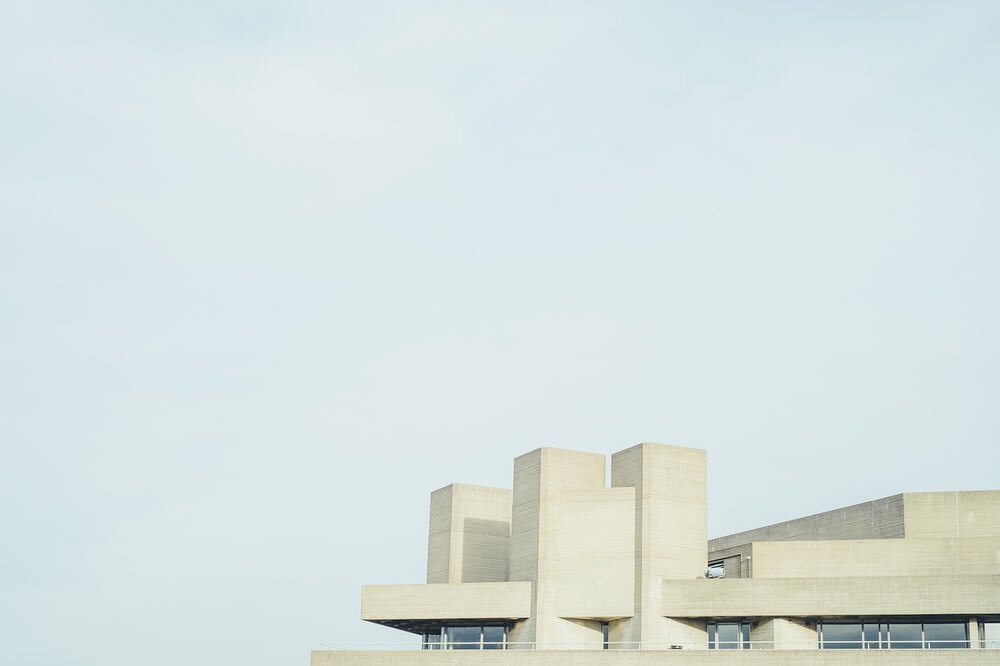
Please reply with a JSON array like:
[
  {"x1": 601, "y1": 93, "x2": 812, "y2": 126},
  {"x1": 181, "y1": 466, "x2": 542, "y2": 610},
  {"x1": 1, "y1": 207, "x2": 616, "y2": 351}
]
[
  {"x1": 427, "y1": 484, "x2": 511, "y2": 584},
  {"x1": 709, "y1": 495, "x2": 906, "y2": 553},
  {"x1": 903, "y1": 492, "x2": 1000, "y2": 539},
  {"x1": 312, "y1": 650, "x2": 1000, "y2": 665},
  {"x1": 661, "y1": 575, "x2": 1000, "y2": 617},
  {"x1": 361, "y1": 582, "x2": 532, "y2": 622},
  {"x1": 749, "y1": 537, "x2": 1000, "y2": 578},
  {"x1": 547, "y1": 488, "x2": 635, "y2": 619},
  {"x1": 509, "y1": 448, "x2": 625, "y2": 649},
  {"x1": 611, "y1": 443, "x2": 707, "y2": 647},
  {"x1": 509, "y1": 450, "x2": 543, "y2": 585}
]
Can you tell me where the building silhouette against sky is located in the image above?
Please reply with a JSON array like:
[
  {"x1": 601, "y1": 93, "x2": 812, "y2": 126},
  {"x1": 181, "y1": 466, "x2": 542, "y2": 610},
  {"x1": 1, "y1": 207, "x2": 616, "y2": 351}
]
[{"x1": 313, "y1": 442, "x2": 1000, "y2": 664}]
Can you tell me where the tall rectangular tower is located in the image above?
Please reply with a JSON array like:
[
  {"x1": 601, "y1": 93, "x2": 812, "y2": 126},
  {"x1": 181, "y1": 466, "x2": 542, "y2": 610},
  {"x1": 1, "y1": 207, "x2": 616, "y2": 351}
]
[{"x1": 611, "y1": 442, "x2": 707, "y2": 648}]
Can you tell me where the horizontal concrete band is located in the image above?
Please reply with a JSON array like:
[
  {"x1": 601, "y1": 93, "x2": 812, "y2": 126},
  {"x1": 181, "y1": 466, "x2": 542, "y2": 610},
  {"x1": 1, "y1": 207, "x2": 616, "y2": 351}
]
[
  {"x1": 661, "y1": 575, "x2": 1000, "y2": 617},
  {"x1": 362, "y1": 582, "x2": 533, "y2": 621},
  {"x1": 312, "y1": 650, "x2": 1000, "y2": 665},
  {"x1": 749, "y1": 536, "x2": 1000, "y2": 579}
]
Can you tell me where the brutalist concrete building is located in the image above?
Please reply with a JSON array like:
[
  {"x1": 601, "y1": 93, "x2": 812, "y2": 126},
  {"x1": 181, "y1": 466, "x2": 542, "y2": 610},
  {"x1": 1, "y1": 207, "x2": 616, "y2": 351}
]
[{"x1": 312, "y1": 442, "x2": 1000, "y2": 664}]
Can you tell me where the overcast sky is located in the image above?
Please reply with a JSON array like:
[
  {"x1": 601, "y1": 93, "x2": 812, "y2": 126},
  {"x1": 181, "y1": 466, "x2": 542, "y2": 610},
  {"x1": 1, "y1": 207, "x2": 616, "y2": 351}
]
[{"x1": 2, "y1": 1, "x2": 999, "y2": 664}]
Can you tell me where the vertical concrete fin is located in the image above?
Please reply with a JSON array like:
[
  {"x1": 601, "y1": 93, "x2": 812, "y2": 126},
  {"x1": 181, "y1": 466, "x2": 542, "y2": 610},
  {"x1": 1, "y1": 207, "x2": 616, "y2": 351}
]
[{"x1": 426, "y1": 485, "x2": 454, "y2": 584}]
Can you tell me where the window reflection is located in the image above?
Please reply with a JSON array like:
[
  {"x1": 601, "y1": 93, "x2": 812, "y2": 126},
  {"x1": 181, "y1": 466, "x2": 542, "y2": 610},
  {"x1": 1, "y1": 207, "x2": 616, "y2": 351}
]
[
  {"x1": 924, "y1": 623, "x2": 967, "y2": 649},
  {"x1": 420, "y1": 624, "x2": 508, "y2": 650},
  {"x1": 822, "y1": 623, "x2": 862, "y2": 649},
  {"x1": 819, "y1": 620, "x2": 968, "y2": 650},
  {"x1": 708, "y1": 621, "x2": 750, "y2": 649},
  {"x1": 482, "y1": 626, "x2": 505, "y2": 650},
  {"x1": 421, "y1": 629, "x2": 441, "y2": 650},
  {"x1": 889, "y1": 623, "x2": 922, "y2": 649},
  {"x1": 863, "y1": 622, "x2": 884, "y2": 649},
  {"x1": 446, "y1": 626, "x2": 481, "y2": 649},
  {"x1": 983, "y1": 622, "x2": 1000, "y2": 649}
]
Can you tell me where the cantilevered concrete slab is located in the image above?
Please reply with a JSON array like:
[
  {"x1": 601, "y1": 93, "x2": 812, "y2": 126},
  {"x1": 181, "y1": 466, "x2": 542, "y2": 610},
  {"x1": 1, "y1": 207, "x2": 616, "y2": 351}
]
[{"x1": 362, "y1": 582, "x2": 532, "y2": 630}]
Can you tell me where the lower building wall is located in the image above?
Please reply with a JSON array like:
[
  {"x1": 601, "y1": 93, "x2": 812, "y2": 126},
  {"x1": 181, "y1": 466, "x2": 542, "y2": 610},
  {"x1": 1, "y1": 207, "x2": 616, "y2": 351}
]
[{"x1": 312, "y1": 650, "x2": 999, "y2": 665}]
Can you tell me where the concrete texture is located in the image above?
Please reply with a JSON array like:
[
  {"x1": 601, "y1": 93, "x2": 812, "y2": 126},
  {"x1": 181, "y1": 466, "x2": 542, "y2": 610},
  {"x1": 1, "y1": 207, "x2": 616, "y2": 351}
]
[
  {"x1": 361, "y1": 582, "x2": 531, "y2": 622},
  {"x1": 661, "y1": 575, "x2": 1000, "y2": 617},
  {"x1": 611, "y1": 443, "x2": 707, "y2": 648},
  {"x1": 748, "y1": 537, "x2": 1000, "y2": 578},
  {"x1": 427, "y1": 484, "x2": 512, "y2": 584},
  {"x1": 903, "y1": 491, "x2": 1000, "y2": 539},
  {"x1": 509, "y1": 448, "x2": 632, "y2": 649},
  {"x1": 708, "y1": 494, "x2": 906, "y2": 553}
]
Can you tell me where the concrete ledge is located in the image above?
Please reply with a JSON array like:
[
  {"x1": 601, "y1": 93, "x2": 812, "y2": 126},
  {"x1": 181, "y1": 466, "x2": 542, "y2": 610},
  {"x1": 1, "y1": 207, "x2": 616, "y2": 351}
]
[
  {"x1": 661, "y1": 575, "x2": 1000, "y2": 617},
  {"x1": 312, "y1": 650, "x2": 1000, "y2": 665},
  {"x1": 362, "y1": 582, "x2": 533, "y2": 622},
  {"x1": 749, "y1": 537, "x2": 1000, "y2": 578}
]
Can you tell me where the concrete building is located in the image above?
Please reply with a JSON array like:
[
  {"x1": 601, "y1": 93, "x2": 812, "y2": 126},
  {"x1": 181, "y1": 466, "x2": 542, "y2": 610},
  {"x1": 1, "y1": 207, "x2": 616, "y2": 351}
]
[{"x1": 313, "y1": 442, "x2": 1000, "y2": 664}]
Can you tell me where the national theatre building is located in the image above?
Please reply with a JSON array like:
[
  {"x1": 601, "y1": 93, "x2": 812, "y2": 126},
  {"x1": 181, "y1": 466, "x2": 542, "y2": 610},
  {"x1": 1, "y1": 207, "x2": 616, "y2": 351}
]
[{"x1": 312, "y1": 442, "x2": 1000, "y2": 664}]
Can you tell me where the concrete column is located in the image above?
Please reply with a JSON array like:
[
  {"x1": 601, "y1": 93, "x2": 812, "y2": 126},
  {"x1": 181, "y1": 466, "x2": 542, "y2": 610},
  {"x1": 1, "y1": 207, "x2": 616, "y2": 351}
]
[
  {"x1": 611, "y1": 442, "x2": 707, "y2": 649},
  {"x1": 968, "y1": 618, "x2": 980, "y2": 649},
  {"x1": 507, "y1": 448, "x2": 612, "y2": 649},
  {"x1": 752, "y1": 618, "x2": 817, "y2": 650}
]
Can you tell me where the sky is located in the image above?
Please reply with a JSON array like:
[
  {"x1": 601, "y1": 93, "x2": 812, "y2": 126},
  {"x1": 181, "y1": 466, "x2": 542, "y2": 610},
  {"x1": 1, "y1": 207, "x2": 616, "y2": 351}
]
[{"x1": 2, "y1": 1, "x2": 999, "y2": 664}]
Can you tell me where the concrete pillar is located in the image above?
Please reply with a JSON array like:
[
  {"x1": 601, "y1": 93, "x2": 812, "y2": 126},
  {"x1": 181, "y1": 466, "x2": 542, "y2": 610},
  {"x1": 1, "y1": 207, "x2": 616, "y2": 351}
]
[
  {"x1": 968, "y1": 618, "x2": 980, "y2": 649},
  {"x1": 611, "y1": 442, "x2": 707, "y2": 649},
  {"x1": 507, "y1": 448, "x2": 611, "y2": 649},
  {"x1": 753, "y1": 618, "x2": 817, "y2": 650}
]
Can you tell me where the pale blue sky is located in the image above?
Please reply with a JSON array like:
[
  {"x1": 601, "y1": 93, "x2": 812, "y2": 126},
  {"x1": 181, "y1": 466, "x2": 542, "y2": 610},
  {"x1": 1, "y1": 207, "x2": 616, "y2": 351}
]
[{"x1": 2, "y1": 2, "x2": 999, "y2": 664}]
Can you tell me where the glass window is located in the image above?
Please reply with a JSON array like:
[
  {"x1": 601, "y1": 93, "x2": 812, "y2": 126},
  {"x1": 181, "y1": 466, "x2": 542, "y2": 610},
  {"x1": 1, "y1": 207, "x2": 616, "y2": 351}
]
[
  {"x1": 822, "y1": 623, "x2": 862, "y2": 649},
  {"x1": 889, "y1": 623, "x2": 922, "y2": 649},
  {"x1": 820, "y1": 619, "x2": 975, "y2": 650},
  {"x1": 422, "y1": 630, "x2": 441, "y2": 650},
  {"x1": 482, "y1": 626, "x2": 505, "y2": 650},
  {"x1": 862, "y1": 623, "x2": 883, "y2": 649},
  {"x1": 983, "y1": 622, "x2": 1000, "y2": 649},
  {"x1": 708, "y1": 622, "x2": 750, "y2": 649},
  {"x1": 923, "y1": 623, "x2": 966, "y2": 649},
  {"x1": 446, "y1": 626, "x2": 481, "y2": 650},
  {"x1": 601, "y1": 622, "x2": 609, "y2": 650},
  {"x1": 717, "y1": 623, "x2": 740, "y2": 649}
]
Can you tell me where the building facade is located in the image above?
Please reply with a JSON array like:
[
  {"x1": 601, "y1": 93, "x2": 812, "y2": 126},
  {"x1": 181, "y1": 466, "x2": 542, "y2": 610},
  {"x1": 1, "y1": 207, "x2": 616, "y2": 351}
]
[{"x1": 312, "y1": 442, "x2": 1000, "y2": 664}]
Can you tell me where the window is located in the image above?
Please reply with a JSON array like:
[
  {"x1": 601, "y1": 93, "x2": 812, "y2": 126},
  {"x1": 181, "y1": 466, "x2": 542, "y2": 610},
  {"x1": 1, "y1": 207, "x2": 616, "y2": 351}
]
[
  {"x1": 708, "y1": 621, "x2": 750, "y2": 649},
  {"x1": 482, "y1": 626, "x2": 505, "y2": 650},
  {"x1": 923, "y1": 623, "x2": 967, "y2": 649},
  {"x1": 821, "y1": 623, "x2": 862, "y2": 649},
  {"x1": 421, "y1": 625, "x2": 508, "y2": 650},
  {"x1": 982, "y1": 622, "x2": 1000, "y2": 649},
  {"x1": 888, "y1": 623, "x2": 921, "y2": 650},
  {"x1": 819, "y1": 620, "x2": 967, "y2": 650},
  {"x1": 862, "y1": 622, "x2": 884, "y2": 649},
  {"x1": 706, "y1": 560, "x2": 725, "y2": 579},
  {"x1": 446, "y1": 626, "x2": 480, "y2": 650},
  {"x1": 422, "y1": 629, "x2": 441, "y2": 650},
  {"x1": 601, "y1": 622, "x2": 609, "y2": 650}
]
